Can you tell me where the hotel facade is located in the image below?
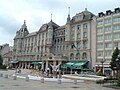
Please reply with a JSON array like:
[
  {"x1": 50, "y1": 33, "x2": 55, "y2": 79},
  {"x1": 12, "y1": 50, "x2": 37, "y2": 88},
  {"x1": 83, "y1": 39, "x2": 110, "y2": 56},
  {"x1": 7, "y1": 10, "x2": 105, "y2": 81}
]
[
  {"x1": 96, "y1": 8, "x2": 120, "y2": 74},
  {"x1": 12, "y1": 8, "x2": 96, "y2": 72}
]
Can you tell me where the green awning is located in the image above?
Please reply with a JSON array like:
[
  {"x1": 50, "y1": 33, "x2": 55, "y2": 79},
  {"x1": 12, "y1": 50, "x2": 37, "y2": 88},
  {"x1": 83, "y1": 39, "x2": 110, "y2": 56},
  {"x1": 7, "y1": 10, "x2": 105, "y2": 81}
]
[
  {"x1": 63, "y1": 60, "x2": 88, "y2": 69},
  {"x1": 63, "y1": 62, "x2": 74, "y2": 68},
  {"x1": 31, "y1": 62, "x2": 42, "y2": 64},
  {"x1": 10, "y1": 60, "x2": 19, "y2": 64}
]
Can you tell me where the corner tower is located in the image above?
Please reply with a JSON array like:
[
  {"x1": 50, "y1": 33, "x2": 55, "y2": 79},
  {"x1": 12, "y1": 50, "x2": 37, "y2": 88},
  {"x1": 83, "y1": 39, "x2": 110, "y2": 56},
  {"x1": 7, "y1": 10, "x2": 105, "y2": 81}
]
[{"x1": 13, "y1": 20, "x2": 29, "y2": 60}]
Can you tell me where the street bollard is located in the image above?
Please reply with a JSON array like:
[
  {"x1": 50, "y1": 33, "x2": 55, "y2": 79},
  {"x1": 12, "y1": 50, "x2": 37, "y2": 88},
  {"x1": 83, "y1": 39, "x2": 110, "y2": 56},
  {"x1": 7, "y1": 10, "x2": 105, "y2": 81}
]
[
  {"x1": 0, "y1": 73, "x2": 3, "y2": 77},
  {"x1": 13, "y1": 75, "x2": 17, "y2": 80},
  {"x1": 5, "y1": 74, "x2": 8, "y2": 78},
  {"x1": 41, "y1": 77, "x2": 44, "y2": 83},
  {"x1": 74, "y1": 79, "x2": 77, "y2": 84},
  {"x1": 26, "y1": 76, "x2": 29, "y2": 81},
  {"x1": 58, "y1": 78, "x2": 61, "y2": 84}
]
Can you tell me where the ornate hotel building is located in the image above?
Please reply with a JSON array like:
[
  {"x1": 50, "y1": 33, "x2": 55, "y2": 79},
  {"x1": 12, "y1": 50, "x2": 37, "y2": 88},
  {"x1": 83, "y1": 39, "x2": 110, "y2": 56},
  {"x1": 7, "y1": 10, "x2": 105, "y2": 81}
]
[
  {"x1": 12, "y1": 8, "x2": 96, "y2": 71},
  {"x1": 96, "y1": 8, "x2": 120, "y2": 73}
]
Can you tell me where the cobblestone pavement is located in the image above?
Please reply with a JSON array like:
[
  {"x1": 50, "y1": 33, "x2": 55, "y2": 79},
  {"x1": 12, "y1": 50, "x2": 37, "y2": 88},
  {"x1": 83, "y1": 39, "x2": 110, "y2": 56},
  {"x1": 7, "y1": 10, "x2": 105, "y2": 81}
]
[{"x1": 0, "y1": 70, "x2": 116, "y2": 90}]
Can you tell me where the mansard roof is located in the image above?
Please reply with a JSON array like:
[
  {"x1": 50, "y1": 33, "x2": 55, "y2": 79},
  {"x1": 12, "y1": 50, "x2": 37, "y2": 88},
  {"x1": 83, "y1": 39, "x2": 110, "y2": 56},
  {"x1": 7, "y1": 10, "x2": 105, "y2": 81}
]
[
  {"x1": 55, "y1": 25, "x2": 65, "y2": 31},
  {"x1": 25, "y1": 31, "x2": 37, "y2": 37},
  {"x1": 38, "y1": 20, "x2": 59, "y2": 32}
]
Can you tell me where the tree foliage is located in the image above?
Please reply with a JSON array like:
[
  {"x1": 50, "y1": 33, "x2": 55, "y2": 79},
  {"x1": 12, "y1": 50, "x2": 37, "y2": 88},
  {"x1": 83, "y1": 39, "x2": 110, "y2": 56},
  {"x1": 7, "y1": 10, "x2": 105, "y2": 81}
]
[
  {"x1": 117, "y1": 71, "x2": 120, "y2": 86},
  {"x1": 0, "y1": 55, "x2": 6, "y2": 69},
  {"x1": 110, "y1": 47, "x2": 119, "y2": 70}
]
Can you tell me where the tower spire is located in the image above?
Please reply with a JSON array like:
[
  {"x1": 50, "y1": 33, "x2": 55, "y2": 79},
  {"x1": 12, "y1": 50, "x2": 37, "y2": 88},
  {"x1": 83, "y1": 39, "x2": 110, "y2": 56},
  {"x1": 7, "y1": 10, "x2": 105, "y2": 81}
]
[
  {"x1": 24, "y1": 20, "x2": 26, "y2": 25},
  {"x1": 68, "y1": 7, "x2": 70, "y2": 15},
  {"x1": 67, "y1": 7, "x2": 71, "y2": 23},
  {"x1": 51, "y1": 13, "x2": 52, "y2": 22}
]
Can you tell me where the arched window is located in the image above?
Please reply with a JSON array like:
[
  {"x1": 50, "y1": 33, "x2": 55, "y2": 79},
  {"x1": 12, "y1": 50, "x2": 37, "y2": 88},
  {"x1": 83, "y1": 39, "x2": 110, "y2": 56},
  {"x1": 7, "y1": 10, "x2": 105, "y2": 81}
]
[
  {"x1": 82, "y1": 52, "x2": 87, "y2": 59},
  {"x1": 61, "y1": 38, "x2": 62, "y2": 43},
  {"x1": 58, "y1": 39, "x2": 59, "y2": 43},
  {"x1": 70, "y1": 53, "x2": 74, "y2": 60},
  {"x1": 54, "y1": 39, "x2": 56, "y2": 44},
  {"x1": 76, "y1": 53, "x2": 80, "y2": 60}
]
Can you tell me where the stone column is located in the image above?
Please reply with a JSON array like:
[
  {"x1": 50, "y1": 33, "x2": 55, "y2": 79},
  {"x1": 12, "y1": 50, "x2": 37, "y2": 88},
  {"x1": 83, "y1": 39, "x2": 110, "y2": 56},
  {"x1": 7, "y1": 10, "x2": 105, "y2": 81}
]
[
  {"x1": 34, "y1": 64, "x2": 36, "y2": 69},
  {"x1": 28, "y1": 62, "x2": 31, "y2": 69},
  {"x1": 46, "y1": 61, "x2": 48, "y2": 71},
  {"x1": 25, "y1": 62, "x2": 27, "y2": 69},
  {"x1": 19, "y1": 62, "x2": 20, "y2": 68},
  {"x1": 42, "y1": 61, "x2": 44, "y2": 70},
  {"x1": 22, "y1": 62, "x2": 24, "y2": 69},
  {"x1": 53, "y1": 61, "x2": 57, "y2": 78}
]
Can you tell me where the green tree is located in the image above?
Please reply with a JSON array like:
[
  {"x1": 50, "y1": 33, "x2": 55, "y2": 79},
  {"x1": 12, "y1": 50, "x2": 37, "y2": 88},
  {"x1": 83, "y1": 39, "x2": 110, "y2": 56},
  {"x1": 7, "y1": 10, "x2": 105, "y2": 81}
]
[
  {"x1": 0, "y1": 55, "x2": 3, "y2": 66},
  {"x1": 0, "y1": 55, "x2": 6, "y2": 69},
  {"x1": 117, "y1": 72, "x2": 120, "y2": 86},
  {"x1": 110, "y1": 47, "x2": 119, "y2": 70}
]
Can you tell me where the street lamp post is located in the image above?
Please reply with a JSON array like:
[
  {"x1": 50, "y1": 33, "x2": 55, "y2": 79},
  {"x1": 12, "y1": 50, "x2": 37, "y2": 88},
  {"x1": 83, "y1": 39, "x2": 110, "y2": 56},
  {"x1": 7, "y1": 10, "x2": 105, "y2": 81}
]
[
  {"x1": 116, "y1": 54, "x2": 120, "y2": 86},
  {"x1": 71, "y1": 42, "x2": 79, "y2": 74},
  {"x1": 100, "y1": 59, "x2": 106, "y2": 75}
]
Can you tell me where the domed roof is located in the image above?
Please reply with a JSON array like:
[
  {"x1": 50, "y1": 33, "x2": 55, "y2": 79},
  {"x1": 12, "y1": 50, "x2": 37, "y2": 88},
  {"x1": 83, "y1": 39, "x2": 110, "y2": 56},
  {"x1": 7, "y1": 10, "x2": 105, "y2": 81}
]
[{"x1": 71, "y1": 8, "x2": 95, "y2": 23}]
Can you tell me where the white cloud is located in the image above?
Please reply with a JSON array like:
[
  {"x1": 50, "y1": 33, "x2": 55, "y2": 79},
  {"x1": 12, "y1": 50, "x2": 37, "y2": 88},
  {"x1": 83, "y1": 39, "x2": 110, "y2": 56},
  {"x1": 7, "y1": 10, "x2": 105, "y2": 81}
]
[{"x1": 0, "y1": 0, "x2": 120, "y2": 46}]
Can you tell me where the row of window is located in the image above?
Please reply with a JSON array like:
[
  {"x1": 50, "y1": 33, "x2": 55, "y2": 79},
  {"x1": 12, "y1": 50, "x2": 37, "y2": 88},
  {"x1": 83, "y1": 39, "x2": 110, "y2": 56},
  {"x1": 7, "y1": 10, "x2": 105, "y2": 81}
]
[
  {"x1": 71, "y1": 23, "x2": 88, "y2": 31},
  {"x1": 97, "y1": 17, "x2": 120, "y2": 25},
  {"x1": 15, "y1": 55, "x2": 35, "y2": 61},
  {"x1": 97, "y1": 33, "x2": 120, "y2": 41},
  {"x1": 97, "y1": 51, "x2": 112, "y2": 57},
  {"x1": 70, "y1": 32, "x2": 87, "y2": 40},
  {"x1": 54, "y1": 42, "x2": 87, "y2": 52},
  {"x1": 97, "y1": 42, "x2": 120, "y2": 49},
  {"x1": 70, "y1": 52, "x2": 87, "y2": 59},
  {"x1": 54, "y1": 30, "x2": 65, "y2": 36},
  {"x1": 54, "y1": 38, "x2": 65, "y2": 44},
  {"x1": 97, "y1": 25, "x2": 120, "y2": 33}
]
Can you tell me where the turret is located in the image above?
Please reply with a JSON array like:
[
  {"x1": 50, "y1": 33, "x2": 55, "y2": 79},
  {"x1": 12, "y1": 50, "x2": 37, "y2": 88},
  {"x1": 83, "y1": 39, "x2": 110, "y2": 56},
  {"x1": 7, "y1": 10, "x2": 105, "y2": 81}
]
[
  {"x1": 20, "y1": 20, "x2": 29, "y2": 37},
  {"x1": 13, "y1": 20, "x2": 29, "y2": 55},
  {"x1": 47, "y1": 20, "x2": 54, "y2": 46},
  {"x1": 65, "y1": 7, "x2": 71, "y2": 44},
  {"x1": 15, "y1": 20, "x2": 29, "y2": 38}
]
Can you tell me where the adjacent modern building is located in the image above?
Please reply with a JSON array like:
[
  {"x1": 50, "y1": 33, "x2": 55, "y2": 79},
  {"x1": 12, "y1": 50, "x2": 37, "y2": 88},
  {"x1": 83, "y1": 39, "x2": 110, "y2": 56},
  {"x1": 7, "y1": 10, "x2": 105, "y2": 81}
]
[
  {"x1": 12, "y1": 8, "x2": 96, "y2": 72},
  {"x1": 96, "y1": 8, "x2": 120, "y2": 74}
]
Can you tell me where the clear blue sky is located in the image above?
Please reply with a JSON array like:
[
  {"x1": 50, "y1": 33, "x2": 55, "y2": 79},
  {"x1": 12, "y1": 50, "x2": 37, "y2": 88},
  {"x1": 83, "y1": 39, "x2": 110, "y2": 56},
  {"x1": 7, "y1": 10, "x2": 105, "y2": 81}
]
[{"x1": 0, "y1": 0, "x2": 120, "y2": 46}]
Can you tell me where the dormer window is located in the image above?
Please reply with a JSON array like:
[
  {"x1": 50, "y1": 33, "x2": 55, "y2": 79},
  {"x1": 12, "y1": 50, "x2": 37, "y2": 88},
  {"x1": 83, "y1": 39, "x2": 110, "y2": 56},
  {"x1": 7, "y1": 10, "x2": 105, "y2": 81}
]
[
  {"x1": 115, "y1": 8, "x2": 120, "y2": 13},
  {"x1": 98, "y1": 12, "x2": 105, "y2": 17},
  {"x1": 106, "y1": 10, "x2": 112, "y2": 15}
]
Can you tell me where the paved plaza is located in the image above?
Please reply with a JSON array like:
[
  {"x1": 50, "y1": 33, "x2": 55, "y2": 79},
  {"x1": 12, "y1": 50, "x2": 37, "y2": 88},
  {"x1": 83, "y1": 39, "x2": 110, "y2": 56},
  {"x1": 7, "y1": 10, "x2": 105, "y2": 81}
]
[{"x1": 0, "y1": 70, "x2": 116, "y2": 90}]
